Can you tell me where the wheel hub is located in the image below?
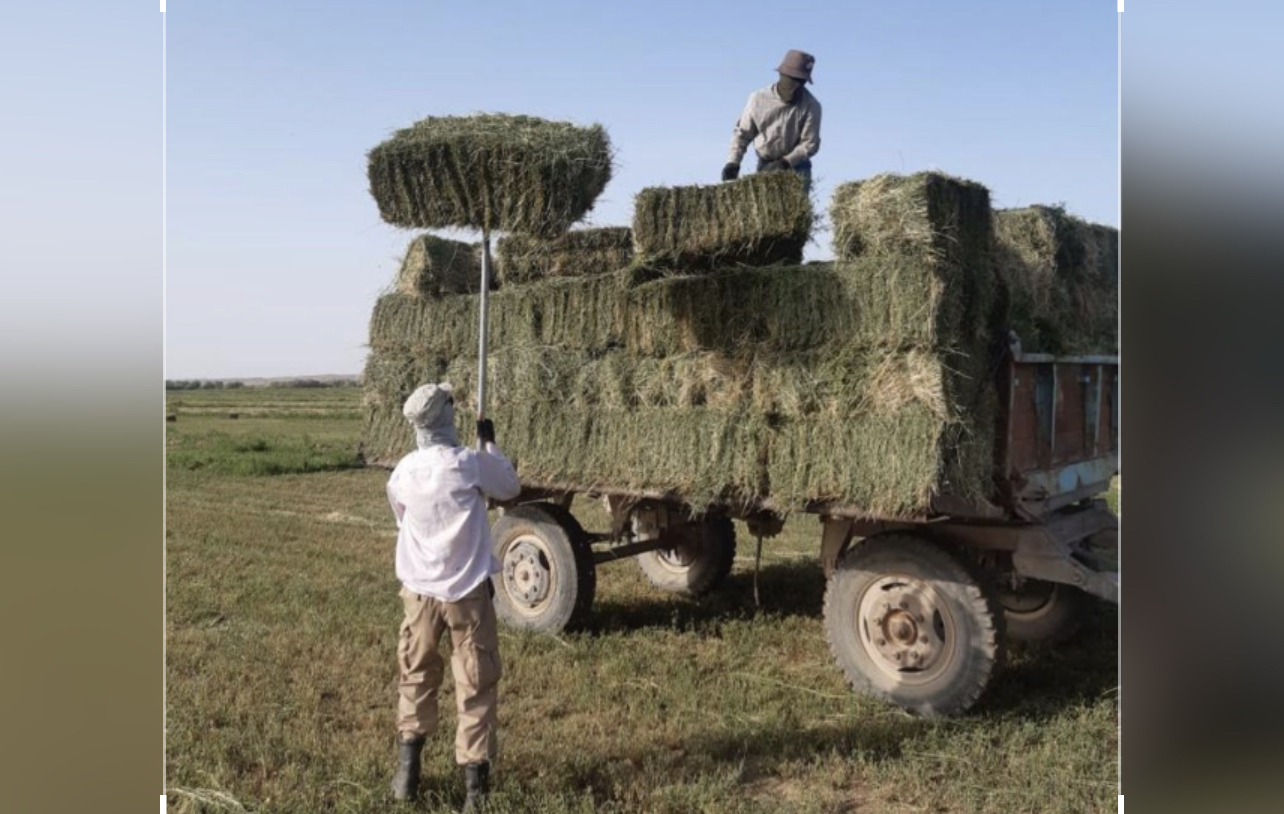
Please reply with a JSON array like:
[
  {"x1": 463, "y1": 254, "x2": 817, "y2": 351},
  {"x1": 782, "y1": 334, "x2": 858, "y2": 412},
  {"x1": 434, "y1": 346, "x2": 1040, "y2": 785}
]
[
  {"x1": 859, "y1": 579, "x2": 948, "y2": 675},
  {"x1": 503, "y1": 540, "x2": 551, "y2": 609}
]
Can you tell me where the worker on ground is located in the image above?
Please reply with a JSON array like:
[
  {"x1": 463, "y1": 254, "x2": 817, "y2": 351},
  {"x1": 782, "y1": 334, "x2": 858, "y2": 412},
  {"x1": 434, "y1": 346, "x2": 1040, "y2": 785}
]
[
  {"x1": 723, "y1": 49, "x2": 822, "y2": 192},
  {"x1": 387, "y1": 382, "x2": 521, "y2": 810}
]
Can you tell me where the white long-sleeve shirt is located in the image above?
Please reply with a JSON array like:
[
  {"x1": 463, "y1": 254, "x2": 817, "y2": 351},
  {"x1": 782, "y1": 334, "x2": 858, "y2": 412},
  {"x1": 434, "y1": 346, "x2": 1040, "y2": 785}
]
[
  {"x1": 728, "y1": 84, "x2": 822, "y2": 167},
  {"x1": 387, "y1": 442, "x2": 521, "y2": 602}
]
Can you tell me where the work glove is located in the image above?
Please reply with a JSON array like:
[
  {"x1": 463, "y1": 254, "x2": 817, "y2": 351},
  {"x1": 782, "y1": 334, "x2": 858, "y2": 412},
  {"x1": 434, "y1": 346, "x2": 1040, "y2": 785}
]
[
  {"x1": 476, "y1": 419, "x2": 496, "y2": 446},
  {"x1": 721, "y1": 162, "x2": 740, "y2": 181},
  {"x1": 762, "y1": 159, "x2": 791, "y2": 172}
]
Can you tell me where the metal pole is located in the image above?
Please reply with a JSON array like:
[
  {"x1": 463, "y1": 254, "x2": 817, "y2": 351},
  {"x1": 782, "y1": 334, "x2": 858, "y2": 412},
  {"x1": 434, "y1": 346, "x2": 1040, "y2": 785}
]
[{"x1": 477, "y1": 234, "x2": 492, "y2": 448}]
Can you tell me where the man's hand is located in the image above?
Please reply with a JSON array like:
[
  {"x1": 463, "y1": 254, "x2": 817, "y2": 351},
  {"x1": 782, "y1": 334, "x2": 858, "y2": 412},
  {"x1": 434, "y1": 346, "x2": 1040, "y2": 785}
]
[
  {"x1": 476, "y1": 419, "x2": 496, "y2": 446},
  {"x1": 762, "y1": 159, "x2": 791, "y2": 172},
  {"x1": 721, "y1": 162, "x2": 740, "y2": 182}
]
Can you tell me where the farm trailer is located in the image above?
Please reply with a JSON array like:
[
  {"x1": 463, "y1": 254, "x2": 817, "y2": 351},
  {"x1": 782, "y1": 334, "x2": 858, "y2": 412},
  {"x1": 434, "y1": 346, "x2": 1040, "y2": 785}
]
[{"x1": 482, "y1": 334, "x2": 1119, "y2": 717}]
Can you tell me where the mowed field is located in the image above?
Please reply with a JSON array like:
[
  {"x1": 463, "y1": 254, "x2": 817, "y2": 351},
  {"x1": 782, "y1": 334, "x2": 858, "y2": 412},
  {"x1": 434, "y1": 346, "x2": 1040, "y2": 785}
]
[{"x1": 166, "y1": 386, "x2": 1119, "y2": 814}]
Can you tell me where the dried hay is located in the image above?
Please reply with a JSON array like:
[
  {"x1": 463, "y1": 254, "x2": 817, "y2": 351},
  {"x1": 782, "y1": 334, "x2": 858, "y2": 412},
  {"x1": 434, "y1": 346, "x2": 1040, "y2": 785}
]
[
  {"x1": 367, "y1": 114, "x2": 614, "y2": 237},
  {"x1": 830, "y1": 171, "x2": 998, "y2": 350},
  {"x1": 356, "y1": 172, "x2": 1085, "y2": 516},
  {"x1": 497, "y1": 227, "x2": 633, "y2": 285},
  {"x1": 994, "y1": 206, "x2": 1118, "y2": 354},
  {"x1": 632, "y1": 173, "x2": 812, "y2": 269},
  {"x1": 395, "y1": 234, "x2": 483, "y2": 298}
]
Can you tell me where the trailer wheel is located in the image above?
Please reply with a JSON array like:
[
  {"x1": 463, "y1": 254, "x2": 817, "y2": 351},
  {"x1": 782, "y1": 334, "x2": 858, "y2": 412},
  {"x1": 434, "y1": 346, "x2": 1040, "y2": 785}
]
[
  {"x1": 637, "y1": 516, "x2": 736, "y2": 596},
  {"x1": 824, "y1": 533, "x2": 1004, "y2": 717},
  {"x1": 998, "y1": 579, "x2": 1085, "y2": 644},
  {"x1": 490, "y1": 503, "x2": 596, "y2": 633}
]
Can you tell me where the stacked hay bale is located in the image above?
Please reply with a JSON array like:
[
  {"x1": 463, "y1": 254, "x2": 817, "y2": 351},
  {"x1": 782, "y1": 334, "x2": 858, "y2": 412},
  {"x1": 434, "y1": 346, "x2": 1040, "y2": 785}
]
[
  {"x1": 496, "y1": 226, "x2": 633, "y2": 285},
  {"x1": 776, "y1": 171, "x2": 1001, "y2": 512},
  {"x1": 632, "y1": 172, "x2": 812, "y2": 269},
  {"x1": 394, "y1": 235, "x2": 484, "y2": 297},
  {"x1": 993, "y1": 206, "x2": 1119, "y2": 354},
  {"x1": 363, "y1": 145, "x2": 1012, "y2": 513}
]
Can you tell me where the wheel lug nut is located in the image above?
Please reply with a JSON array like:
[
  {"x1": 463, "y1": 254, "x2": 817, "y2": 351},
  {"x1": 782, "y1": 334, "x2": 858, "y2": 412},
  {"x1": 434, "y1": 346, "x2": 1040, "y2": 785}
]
[
  {"x1": 894, "y1": 653, "x2": 903, "y2": 661},
  {"x1": 877, "y1": 638, "x2": 886, "y2": 647},
  {"x1": 919, "y1": 636, "x2": 929, "y2": 644},
  {"x1": 899, "y1": 601, "x2": 909, "y2": 610}
]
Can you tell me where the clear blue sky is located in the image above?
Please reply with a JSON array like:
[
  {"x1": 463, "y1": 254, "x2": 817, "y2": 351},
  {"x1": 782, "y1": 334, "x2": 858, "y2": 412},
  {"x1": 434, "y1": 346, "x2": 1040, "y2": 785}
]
[{"x1": 166, "y1": 0, "x2": 1118, "y2": 379}]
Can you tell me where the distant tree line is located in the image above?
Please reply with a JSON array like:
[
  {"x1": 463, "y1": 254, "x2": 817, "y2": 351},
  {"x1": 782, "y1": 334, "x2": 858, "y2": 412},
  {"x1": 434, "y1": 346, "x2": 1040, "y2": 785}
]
[
  {"x1": 166, "y1": 380, "x2": 238, "y2": 390},
  {"x1": 284, "y1": 378, "x2": 362, "y2": 389},
  {"x1": 165, "y1": 379, "x2": 360, "y2": 390}
]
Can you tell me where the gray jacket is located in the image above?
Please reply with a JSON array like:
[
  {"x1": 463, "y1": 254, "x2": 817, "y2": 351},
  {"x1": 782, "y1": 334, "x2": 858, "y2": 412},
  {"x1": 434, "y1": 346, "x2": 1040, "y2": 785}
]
[{"x1": 728, "y1": 84, "x2": 822, "y2": 167}]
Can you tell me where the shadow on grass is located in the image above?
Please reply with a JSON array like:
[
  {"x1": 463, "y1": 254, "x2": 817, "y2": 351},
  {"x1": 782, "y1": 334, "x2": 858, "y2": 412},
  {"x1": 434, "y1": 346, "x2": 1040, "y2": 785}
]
[
  {"x1": 979, "y1": 602, "x2": 1119, "y2": 720},
  {"x1": 496, "y1": 614, "x2": 1117, "y2": 811},
  {"x1": 496, "y1": 708, "x2": 931, "y2": 812},
  {"x1": 589, "y1": 558, "x2": 1118, "y2": 722},
  {"x1": 588, "y1": 559, "x2": 826, "y2": 634}
]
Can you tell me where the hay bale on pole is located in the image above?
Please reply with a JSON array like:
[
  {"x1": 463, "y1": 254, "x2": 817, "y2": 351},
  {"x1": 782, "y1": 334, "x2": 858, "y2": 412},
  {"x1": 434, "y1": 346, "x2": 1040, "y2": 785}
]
[
  {"x1": 632, "y1": 172, "x2": 813, "y2": 269},
  {"x1": 394, "y1": 234, "x2": 485, "y2": 297},
  {"x1": 367, "y1": 114, "x2": 615, "y2": 237},
  {"x1": 497, "y1": 227, "x2": 634, "y2": 285},
  {"x1": 993, "y1": 206, "x2": 1119, "y2": 354}
]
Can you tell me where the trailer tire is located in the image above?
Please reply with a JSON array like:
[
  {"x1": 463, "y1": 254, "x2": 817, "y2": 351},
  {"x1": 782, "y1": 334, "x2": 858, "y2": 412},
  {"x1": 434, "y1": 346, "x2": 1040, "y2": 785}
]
[
  {"x1": 999, "y1": 580, "x2": 1085, "y2": 644},
  {"x1": 491, "y1": 503, "x2": 596, "y2": 633},
  {"x1": 637, "y1": 516, "x2": 736, "y2": 596},
  {"x1": 824, "y1": 533, "x2": 1004, "y2": 717}
]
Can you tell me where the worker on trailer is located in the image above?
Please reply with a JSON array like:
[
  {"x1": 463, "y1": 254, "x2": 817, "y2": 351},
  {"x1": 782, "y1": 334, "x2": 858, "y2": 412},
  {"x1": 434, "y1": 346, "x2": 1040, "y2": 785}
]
[
  {"x1": 386, "y1": 382, "x2": 520, "y2": 809},
  {"x1": 723, "y1": 49, "x2": 822, "y2": 191}
]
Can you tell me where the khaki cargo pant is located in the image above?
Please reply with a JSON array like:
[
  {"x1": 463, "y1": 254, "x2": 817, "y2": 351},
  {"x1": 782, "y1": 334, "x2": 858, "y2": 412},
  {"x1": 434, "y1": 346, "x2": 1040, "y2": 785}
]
[{"x1": 397, "y1": 581, "x2": 502, "y2": 764}]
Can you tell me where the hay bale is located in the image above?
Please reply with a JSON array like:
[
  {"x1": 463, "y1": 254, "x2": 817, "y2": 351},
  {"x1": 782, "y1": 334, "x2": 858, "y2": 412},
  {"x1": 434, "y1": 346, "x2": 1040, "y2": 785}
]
[
  {"x1": 830, "y1": 171, "x2": 997, "y2": 349},
  {"x1": 367, "y1": 273, "x2": 629, "y2": 356},
  {"x1": 367, "y1": 259, "x2": 987, "y2": 361},
  {"x1": 632, "y1": 173, "x2": 812, "y2": 269},
  {"x1": 360, "y1": 341, "x2": 994, "y2": 516},
  {"x1": 831, "y1": 172, "x2": 991, "y2": 262},
  {"x1": 994, "y1": 206, "x2": 1118, "y2": 354},
  {"x1": 395, "y1": 234, "x2": 484, "y2": 298},
  {"x1": 497, "y1": 227, "x2": 633, "y2": 285},
  {"x1": 362, "y1": 170, "x2": 1016, "y2": 516},
  {"x1": 367, "y1": 114, "x2": 614, "y2": 237}
]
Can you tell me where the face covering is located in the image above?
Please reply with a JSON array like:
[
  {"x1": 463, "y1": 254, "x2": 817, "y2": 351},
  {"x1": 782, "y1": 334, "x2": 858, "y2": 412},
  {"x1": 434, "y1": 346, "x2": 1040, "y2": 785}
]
[
  {"x1": 776, "y1": 74, "x2": 804, "y2": 103},
  {"x1": 413, "y1": 400, "x2": 460, "y2": 449}
]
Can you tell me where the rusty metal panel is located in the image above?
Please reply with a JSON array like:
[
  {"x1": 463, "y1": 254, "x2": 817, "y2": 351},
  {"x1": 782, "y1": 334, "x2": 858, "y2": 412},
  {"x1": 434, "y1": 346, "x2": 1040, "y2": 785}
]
[
  {"x1": 1006, "y1": 363, "x2": 1044, "y2": 474},
  {"x1": 1006, "y1": 359, "x2": 1119, "y2": 473},
  {"x1": 1085, "y1": 365, "x2": 1102, "y2": 457},
  {"x1": 1035, "y1": 364, "x2": 1056, "y2": 469},
  {"x1": 1053, "y1": 364, "x2": 1088, "y2": 465},
  {"x1": 1110, "y1": 367, "x2": 1120, "y2": 452},
  {"x1": 997, "y1": 341, "x2": 1119, "y2": 520},
  {"x1": 1012, "y1": 352, "x2": 1119, "y2": 365},
  {"x1": 1015, "y1": 456, "x2": 1119, "y2": 513}
]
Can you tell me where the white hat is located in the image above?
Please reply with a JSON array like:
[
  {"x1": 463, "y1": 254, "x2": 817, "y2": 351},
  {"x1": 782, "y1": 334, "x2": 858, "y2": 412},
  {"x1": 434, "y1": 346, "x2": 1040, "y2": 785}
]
[{"x1": 402, "y1": 382, "x2": 455, "y2": 428}]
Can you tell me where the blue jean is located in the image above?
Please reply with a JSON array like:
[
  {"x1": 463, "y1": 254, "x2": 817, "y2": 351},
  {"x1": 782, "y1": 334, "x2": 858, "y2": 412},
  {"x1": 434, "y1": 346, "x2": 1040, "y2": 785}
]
[{"x1": 756, "y1": 155, "x2": 812, "y2": 193}]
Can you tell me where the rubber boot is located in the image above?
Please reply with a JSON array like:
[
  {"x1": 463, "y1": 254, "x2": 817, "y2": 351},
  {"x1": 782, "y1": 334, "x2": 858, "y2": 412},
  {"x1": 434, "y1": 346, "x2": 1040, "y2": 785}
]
[
  {"x1": 462, "y1": 761, "x2": 490, "y2": 812},
  {"x1": 390, "y1": 736, "x2": 424, "y2": 802}
]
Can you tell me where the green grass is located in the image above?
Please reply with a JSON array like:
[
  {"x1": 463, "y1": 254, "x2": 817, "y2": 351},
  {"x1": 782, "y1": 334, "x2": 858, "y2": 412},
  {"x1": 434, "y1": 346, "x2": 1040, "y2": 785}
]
[
  {"x1": 167, "y1": 387, "x2": 363, "y2": 420},
  {"x1": 166, "y1": 394, "x2": 1119, "y2": 813},
  {"x1": 167, "y1": 429, "x2": 362, "y2": 476}
]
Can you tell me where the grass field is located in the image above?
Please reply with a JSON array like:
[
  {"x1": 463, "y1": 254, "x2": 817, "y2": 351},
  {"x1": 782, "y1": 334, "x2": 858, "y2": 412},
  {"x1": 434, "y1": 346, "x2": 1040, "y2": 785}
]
[{"x1": 166, "y1": 387, "x2": 1119, "y2": 814}]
